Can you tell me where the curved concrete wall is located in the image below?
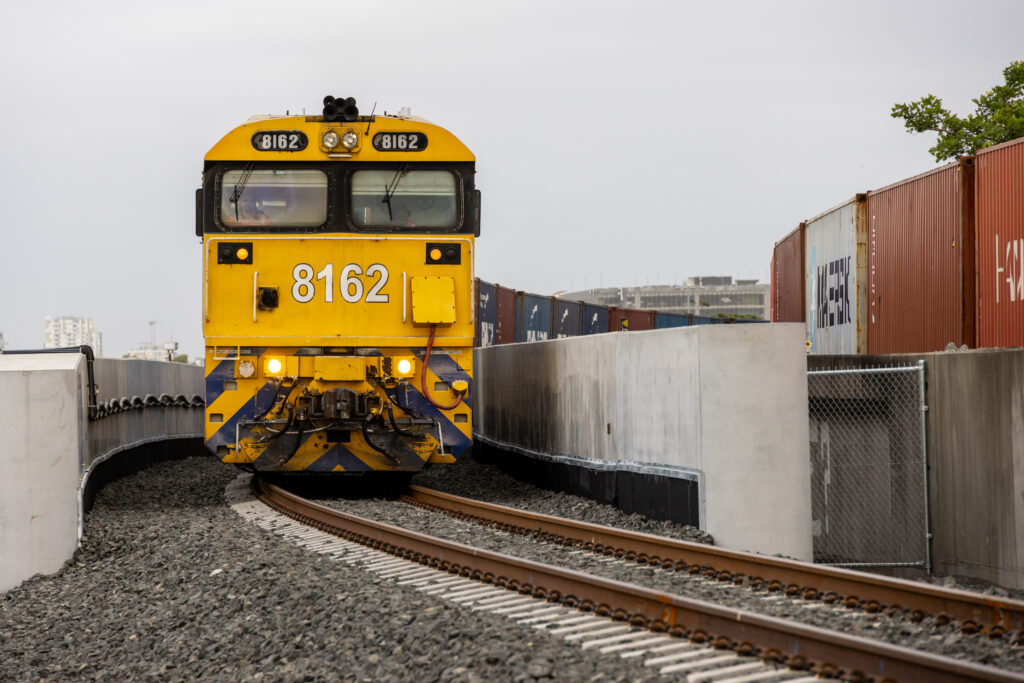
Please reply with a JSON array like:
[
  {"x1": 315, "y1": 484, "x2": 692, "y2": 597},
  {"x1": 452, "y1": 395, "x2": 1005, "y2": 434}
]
[
  {"x1": 475, "y1": 324, "x2": 812, "y2": 560},
  {"x1": 0, "y1": 354, "x2": 203, "y2": 593},
  {"x1": 88, "y1": 359, "x2": 203, "y2": 469}
]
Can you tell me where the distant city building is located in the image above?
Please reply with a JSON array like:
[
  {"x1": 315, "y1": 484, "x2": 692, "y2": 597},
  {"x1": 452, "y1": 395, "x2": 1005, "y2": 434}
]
[
  {"x1": 0, "y1": 332, "x2": 5, "y2": 351},
  {"x1": 44, "y1": 316, "x2": 103, "y2": 356},
  {"x1": 560, "y1": 276, "x2": 769, "y2": 320},
  {"x1": 126, "y1": 341, "x2": 179, "y2": 362}
]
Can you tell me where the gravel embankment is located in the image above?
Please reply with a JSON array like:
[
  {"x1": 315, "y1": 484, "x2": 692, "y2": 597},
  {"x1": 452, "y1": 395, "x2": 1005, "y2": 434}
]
[
  {"x1": 0, "y1": 455, "x2": 668, "y2": 682},
  {"x1": 3, "y1": 453, "x2": 1022, "y2": 681}
]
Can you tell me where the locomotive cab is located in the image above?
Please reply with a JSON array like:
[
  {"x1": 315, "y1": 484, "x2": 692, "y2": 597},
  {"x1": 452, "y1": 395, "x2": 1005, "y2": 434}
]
[{"x1": 199, "y1": 97, "x2": 478, "y2": 473}]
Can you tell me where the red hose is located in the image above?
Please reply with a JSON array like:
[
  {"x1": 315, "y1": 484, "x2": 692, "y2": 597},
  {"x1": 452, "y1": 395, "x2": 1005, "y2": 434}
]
[{"x1": 420, "y1": 325, "x2": 466, "y2": 411}]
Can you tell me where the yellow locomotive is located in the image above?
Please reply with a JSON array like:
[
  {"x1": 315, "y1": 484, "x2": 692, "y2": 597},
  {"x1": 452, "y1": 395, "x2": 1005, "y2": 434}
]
[{"x1": 198, "y1": 96, "x2": 478, "y2": 472}]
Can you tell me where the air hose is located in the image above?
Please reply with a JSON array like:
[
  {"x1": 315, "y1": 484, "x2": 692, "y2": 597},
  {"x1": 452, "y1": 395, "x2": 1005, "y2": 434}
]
[{"x1": 420, "y1": 324, "x2": 467, "y2": 411}]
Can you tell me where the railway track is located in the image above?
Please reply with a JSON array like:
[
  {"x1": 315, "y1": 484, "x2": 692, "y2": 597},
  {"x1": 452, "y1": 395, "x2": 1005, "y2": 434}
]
[
  {"x1": 239, "y1": 475, "x2": 1024, "y2": 682},
  {"x1": 403, "y1": 484, "x2": 1024, "y2": 636}
]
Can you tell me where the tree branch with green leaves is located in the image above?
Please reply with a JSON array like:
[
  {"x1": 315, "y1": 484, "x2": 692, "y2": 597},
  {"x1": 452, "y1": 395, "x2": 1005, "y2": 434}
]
[{"x1": 891, "y1": 60, "x2": 1024, "y2": 161}]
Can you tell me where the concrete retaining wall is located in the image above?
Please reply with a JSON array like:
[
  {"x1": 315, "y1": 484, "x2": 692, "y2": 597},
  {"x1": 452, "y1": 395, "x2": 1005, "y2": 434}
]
[
  {"x1": 0, "y1": 354, "x2": 87, "y2": 593},
  {"x1": 475, "y1": 324, "x2": 812, "y2": 560},
  {"x1": 0, "y1": 354, "x2": 203, "y2": 593},
  {"x1": 811, "y1": 350, "x2": 1024, "y2": 588}
]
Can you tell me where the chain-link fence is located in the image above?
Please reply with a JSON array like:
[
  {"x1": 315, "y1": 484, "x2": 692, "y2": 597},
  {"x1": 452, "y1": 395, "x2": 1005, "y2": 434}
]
[{"x1": 807, "y1": 363, "x2": 928, "y2": 569}]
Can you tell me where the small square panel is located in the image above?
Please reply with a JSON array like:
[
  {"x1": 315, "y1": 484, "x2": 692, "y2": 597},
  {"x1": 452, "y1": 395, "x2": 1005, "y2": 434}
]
[{"x1": 410, "y1": 276, "x2": 456, "y2": 324}]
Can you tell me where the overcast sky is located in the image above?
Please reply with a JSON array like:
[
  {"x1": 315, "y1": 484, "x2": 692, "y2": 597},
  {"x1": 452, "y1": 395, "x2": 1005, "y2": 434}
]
[{"x1": 1, "y1": 0, "x2": 1021, "y2": 359}]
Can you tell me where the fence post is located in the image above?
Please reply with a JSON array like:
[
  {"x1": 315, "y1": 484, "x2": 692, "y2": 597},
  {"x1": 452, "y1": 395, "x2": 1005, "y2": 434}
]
[{"x1": 918, "y1": 359, "x2": 931, "y2": 573}]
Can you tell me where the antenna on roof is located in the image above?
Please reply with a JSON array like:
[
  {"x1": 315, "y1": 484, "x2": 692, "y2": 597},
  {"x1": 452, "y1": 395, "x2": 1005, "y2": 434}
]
[{"x1": 365, "y1": 102, "x2": 377, "y2": 136}]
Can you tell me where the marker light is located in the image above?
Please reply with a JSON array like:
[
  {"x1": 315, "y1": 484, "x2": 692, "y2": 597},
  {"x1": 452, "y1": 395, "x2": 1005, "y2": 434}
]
[
  {"x1": 236, "y1": 247, "x2": 249, "y2": 261},
  {"x1": 397, "y1": 359, "x2": 412, "y2": 375},
  {"x1": 238, "y1": 360, "x2": 255, "y2": 378},
  {"x1": 322, "y1": 130, "x2": 339, "y2": 149},
  {"x1": 341, "y1": 131, "x2": 359, "y2": 150},
  {"x1": 429, "y1": 248, "x2": 442, "y2": 261},
  {"x1": 266, "y1": 358, "x2": 283, "y2": 375}
]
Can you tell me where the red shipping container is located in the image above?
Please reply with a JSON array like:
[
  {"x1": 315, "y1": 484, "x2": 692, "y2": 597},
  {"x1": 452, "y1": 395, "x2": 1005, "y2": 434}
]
[
  {"x1": 495, "y1": 284, "x2": 517, "y2": 344},
  {"x1": 866, "y1": 159, "x2": 975, "y2": 353},
  {"x1": 976, "y1": 137, "x2": 1024, "y2": 347},
  {"x1": 772, "y1": 224, "x2": 805, "y2": 323},
  {"x1": 607, "y1": 307, "x2": 655, "y2": 332}
]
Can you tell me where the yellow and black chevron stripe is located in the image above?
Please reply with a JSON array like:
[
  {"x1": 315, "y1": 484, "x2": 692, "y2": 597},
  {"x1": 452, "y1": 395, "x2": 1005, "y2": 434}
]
[{"x1": 204, "y1": 347, "x2": 472, "y2": 472}]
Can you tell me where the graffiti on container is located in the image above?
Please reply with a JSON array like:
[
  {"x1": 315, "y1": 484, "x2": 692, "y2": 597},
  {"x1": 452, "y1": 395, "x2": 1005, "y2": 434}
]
[
  {"x1": 557, "y1": 308, "x2": 571, "y2": 338},
  {"x1": 816, "y1": 256, "x2": 852, "y2": 329},
  {"x1": 479, "y1": 322, "x2": 495, "y2": 346},
  {"x1": 526, "y1": 305, "x2": 549, "y2": 342},
  {"x1": 477, "y1": 289, "x2": 495, "y2": 346},
  {"x1": 995, "y1": 234, "x2": 1024, "y2": 304}
]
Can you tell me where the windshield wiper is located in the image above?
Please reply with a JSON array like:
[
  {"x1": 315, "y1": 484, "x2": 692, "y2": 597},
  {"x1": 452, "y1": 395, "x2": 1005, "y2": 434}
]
[
  {"x1": 229, "y1": 164, "x2": 255, "y2": 221},
  {"x1": 380, "y1": 164, "x2": 408, "y2": 222},
  {"x1": 382, "y1": 184, "x2": 393, "y2": 220}
]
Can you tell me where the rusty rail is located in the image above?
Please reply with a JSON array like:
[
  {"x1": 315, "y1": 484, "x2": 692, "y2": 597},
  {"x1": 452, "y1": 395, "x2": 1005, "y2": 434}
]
[
  {"x1": 256, "y1": 477, "x2": 1023, "y2": 683},
  {"x1": 405, "y1": 484, "x2": 1024, "y2": 635}
]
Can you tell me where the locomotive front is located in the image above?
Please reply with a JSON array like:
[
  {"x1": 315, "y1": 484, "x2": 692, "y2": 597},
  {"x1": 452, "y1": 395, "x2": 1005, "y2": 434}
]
[{"x1": 198, "y1": 97, "x2": 479, "y2": 472}]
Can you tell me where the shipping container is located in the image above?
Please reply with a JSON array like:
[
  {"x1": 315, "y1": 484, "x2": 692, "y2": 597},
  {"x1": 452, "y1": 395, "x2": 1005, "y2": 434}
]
[
  {"x1": 515, "y1": 292, "x2": 553, "y2": 343},
  {"x1": 976, "y1": 137, "x2": 1024, "y2": 347},
  {"x1": 496, "y1": 284, "x2": 517, "y2": 345},
  {"x1": 582, "y1": 303, "x2": 608, "y2": 335},
  {"x1": 773, "y1": 224, "x2": 805, "y2": 323},
  {"x1": 693, "y1": 315, "x2": 724, "y2": 325},
  {"x1": 553, "y1": 299, "x2": 583, "y2": 338},
  {"x1": 866, "y1": 159, "x2": 975, "y2": 353},
  {"x1": 607, "y1": 307, "x2": 655, "y2": 332},
  {"x1": 655, "y1": 312, "x2": 692, "y2": 329},
  {"x1": 804, "y1": 195, "x2": 868, "y2": 354},
  {"x1": 475, "y1": 279, "x2": 497, "y2": 348}
]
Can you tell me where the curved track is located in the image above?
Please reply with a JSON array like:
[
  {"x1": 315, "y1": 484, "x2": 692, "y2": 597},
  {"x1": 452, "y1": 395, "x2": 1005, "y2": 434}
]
[
  {"x1": 254, "y1": 477, "x2": 1024, "y2": 682},
  {"x1": 404, "y1": 484, "x2": 1024, "y2": 635}
]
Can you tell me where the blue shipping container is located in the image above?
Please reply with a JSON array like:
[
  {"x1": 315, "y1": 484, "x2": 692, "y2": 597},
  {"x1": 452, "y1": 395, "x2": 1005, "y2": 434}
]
[
  {"x1": 515, "y1": 293, "x2": 553, "y2": 343},
  {"x1": 554, "y1": 300, "x2": 583, "y2": 338},
  {"x1": 582, "y1": 304, "x2": 608, "y2": 335},
  {"x1": 655, "y1": 312, "x2": 692, "y2": 329},
  {"x1": 475, "y1": 279, "x2": 497, "y2": 347}
]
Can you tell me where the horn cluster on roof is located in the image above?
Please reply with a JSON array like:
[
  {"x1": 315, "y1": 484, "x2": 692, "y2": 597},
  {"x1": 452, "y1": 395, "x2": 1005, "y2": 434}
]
[{"x1": 323, "y1": 95, "x2": 359, "y2": 122}]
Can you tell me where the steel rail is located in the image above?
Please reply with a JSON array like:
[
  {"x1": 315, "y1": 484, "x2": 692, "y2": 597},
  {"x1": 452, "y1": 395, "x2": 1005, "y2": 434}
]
[
  {"x1": 256, "y1": 477, "x2": 1023, "y2": 683},
  {"x1": 405, "y1": 484, "x2": 1024, "y2": 634}
]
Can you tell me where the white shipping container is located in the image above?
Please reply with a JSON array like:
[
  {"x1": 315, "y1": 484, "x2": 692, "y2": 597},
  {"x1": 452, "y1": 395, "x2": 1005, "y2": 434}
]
[{"x1": 804, "y1": 195, "x2": 867, "y2": 354}]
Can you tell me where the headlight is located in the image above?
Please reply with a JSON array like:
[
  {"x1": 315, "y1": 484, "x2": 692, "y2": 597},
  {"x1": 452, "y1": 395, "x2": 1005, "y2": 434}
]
[
  {"x1": 266, "y1": 357, "x2": 284, "y2": 376},
  {"x1": 322, "y1": 130, "x2": 339, "y2": 149},
  {"x1": 341, "y1": 131, "x2": 359, "y2": 150},
  {"x1": 394, "y1": 357, "x2": 415, "y2": 378},
  {"x1": 238, "y1": 360, "x2": 255, "y2": 378}
]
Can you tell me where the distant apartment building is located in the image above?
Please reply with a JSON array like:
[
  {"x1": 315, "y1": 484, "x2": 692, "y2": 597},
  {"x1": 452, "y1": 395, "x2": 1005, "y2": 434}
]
[
  {"x1": 561, "y1": 276, "x2": 769, "y2": 320},
  {"x1": 44, "y1": 316, "x2": 103, "y2": 356}
]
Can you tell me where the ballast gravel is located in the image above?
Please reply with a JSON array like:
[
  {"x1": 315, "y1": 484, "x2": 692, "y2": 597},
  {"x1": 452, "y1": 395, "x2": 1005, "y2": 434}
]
[
  {"x1": 3, "y1": 453, "x2": 1023, "y2": 681},
  {"x1": 0, "y1": 455, "x2": 667, "y2": 682}
]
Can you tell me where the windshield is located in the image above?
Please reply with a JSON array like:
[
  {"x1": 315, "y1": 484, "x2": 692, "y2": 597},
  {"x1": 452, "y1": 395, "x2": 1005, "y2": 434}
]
[
  {"x1": 220, "y1": 169, "x2": 327, "y2": 228},
  {"x1": 351, "y1": 169, "x2": 457, "y2": 229}
]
